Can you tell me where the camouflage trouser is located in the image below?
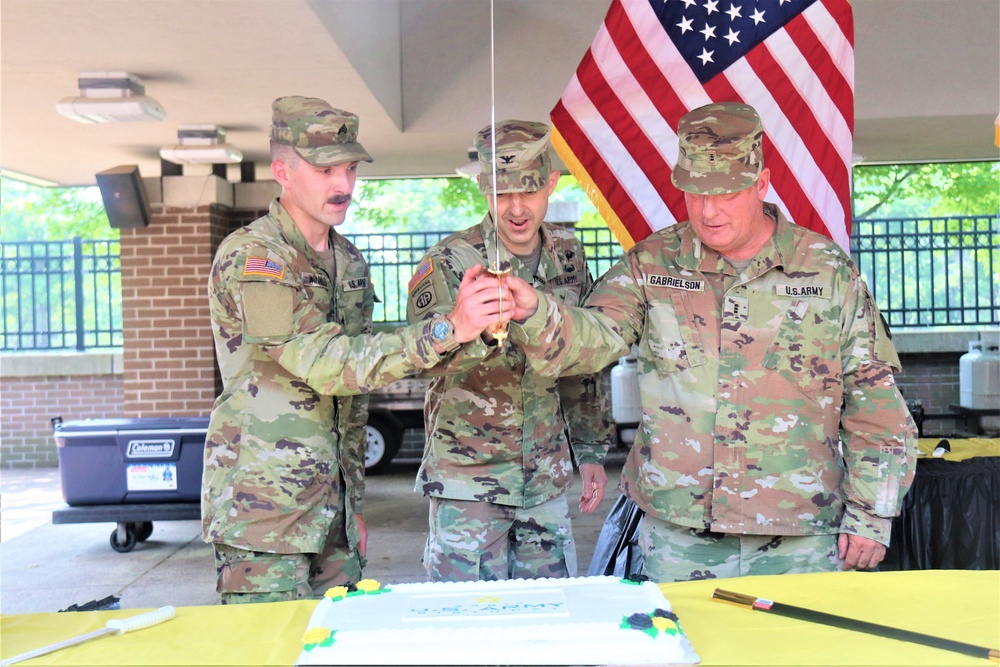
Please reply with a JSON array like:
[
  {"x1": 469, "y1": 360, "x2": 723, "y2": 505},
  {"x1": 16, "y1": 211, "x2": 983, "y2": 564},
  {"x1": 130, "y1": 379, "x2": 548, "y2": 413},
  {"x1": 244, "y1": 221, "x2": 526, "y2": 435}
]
[
  {"x1": 423, "y1": 495, "x2": 578, "y2": 582},
  {"x1": 637, "y1": 515, "x2": 844, "y2": 583},
  {"x1": 214, "y1": 519, "x2": 365, "y2": 604}
]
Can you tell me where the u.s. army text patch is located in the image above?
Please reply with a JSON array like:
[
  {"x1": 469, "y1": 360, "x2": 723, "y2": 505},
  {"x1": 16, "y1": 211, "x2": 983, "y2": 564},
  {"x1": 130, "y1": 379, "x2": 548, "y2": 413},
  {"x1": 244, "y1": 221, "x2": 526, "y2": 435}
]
[
  {"x1": 343, "y1": 277, "x2": 369, "y2": 292},
  {"x1": 776, "y1": 284, "x2": 828, "y2": 298}
]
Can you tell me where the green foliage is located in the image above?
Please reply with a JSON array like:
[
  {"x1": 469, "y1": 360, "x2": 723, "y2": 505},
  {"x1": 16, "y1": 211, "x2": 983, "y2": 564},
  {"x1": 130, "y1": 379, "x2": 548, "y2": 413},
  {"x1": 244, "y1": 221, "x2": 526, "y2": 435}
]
[
  {"x1": 852, "y1": 161, "x2": 999, "y2": 219},
  {"x1": 851, "y1": 163, "x2": 999, "y2": 327},
  {"x1": 3, "y1": 165, "x2": 995, "y2": 350},
  {"x1": 1, "y1": 178, "x2": 113, "y2": 241},
  {"x1": 345, "y1": 174, "x2": 604, "y2": 234},
  {"x1": 437, "y1": 177, "x2": 487, "y2": 219},
  {"x1": 343, "y1": 177, "x2": 485, "y2": 234}
]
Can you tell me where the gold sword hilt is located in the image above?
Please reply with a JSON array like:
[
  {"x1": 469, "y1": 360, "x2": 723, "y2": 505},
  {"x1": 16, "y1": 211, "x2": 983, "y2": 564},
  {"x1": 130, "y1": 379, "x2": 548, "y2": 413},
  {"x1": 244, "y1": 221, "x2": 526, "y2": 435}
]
[{"x1": 486, "y1": 263, "x2": 511, "y2": 347}]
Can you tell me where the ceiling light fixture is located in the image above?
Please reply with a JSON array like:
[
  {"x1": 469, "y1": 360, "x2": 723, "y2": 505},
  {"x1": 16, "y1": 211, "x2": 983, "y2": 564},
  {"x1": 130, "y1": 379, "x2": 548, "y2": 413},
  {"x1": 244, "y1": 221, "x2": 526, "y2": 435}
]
[
  {"x1": 159, "y1": 125, "x2": 243, "y2": 165},
  {"x1": 56, "y1": 71, "x2": 166, "y2": 124}
]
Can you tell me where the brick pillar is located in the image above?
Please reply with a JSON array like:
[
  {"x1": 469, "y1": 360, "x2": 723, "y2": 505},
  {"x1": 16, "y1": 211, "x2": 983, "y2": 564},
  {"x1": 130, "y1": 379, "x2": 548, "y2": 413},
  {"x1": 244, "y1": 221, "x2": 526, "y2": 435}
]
[
  {"x1": 118, "y1": 204, "x2": 218, "y2": 416},
  {"x1": 115, "y1": 175, "x2": 276, "y2": 417}
]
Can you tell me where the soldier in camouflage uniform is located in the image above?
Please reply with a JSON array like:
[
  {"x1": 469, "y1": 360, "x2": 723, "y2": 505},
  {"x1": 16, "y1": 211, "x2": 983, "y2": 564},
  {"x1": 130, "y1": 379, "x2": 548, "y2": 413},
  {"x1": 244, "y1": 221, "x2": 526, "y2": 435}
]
[
  {"x1": 203, "y1": 96, "x2": 513, "y2": 603},
  {"x1": 504, "y1": 103, "x2": 917, "y2": 582},
  {"x1": 406, "y1": 120, "x2": 615, "y2": 582}
]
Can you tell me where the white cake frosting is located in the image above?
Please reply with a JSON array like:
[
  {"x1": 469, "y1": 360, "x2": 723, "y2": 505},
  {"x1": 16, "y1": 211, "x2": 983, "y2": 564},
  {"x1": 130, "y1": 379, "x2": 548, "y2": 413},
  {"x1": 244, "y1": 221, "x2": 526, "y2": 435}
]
[{"x1": 297, "y1": 575, "x2": 700, "y2": 666}]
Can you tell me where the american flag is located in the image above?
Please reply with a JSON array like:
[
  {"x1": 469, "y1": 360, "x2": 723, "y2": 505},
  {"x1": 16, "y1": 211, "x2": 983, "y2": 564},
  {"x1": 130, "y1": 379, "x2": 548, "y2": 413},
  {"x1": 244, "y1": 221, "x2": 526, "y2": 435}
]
[
  {"x1": 408, "y1": 257, "x2": 435, "y2": 293},
  {"x1": 550, "y1": 0, "x2": 854, "y2": 251},
  {"x1": 243, "y1": 256, "x2": 285, "y2": 279}
]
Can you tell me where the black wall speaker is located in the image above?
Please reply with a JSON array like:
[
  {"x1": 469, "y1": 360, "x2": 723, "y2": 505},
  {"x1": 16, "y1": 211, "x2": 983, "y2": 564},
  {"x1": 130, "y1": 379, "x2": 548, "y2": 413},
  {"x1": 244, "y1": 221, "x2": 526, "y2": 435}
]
[{"x1": 96, "y1": 165, "x2": 152, "y2": 229}]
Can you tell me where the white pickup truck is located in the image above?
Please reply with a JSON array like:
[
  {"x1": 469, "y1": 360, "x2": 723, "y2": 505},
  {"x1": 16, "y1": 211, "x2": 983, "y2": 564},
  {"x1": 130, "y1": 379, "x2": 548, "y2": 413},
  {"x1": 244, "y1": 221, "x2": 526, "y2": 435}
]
[{"x1": 363, "y1": 351, "x2": 641, "y2": 474}]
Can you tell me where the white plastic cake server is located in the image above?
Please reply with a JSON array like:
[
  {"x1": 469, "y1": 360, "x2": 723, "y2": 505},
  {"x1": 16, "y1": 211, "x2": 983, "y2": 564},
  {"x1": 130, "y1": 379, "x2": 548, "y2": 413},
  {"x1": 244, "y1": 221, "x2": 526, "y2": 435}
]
[{"x1": 0, "y1": 605, "x2": 175, "y2": 666}]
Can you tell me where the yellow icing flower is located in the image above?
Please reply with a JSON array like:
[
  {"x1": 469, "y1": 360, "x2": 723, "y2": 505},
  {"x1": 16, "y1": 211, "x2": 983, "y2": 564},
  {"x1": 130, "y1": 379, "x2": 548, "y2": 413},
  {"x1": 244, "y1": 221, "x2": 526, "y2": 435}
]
[
  {"x1": 652, "y1": 616, "x2": 675, "y2": 632},
  {"x1": 302, "y1": 627, "x2": 331, "y2": 645},
  {"x1": 325, "y1": 586, "x2": 349, "y2": 600},
  {"x1": 355, "y1": 579, "x2": 381, "y2": 593}
]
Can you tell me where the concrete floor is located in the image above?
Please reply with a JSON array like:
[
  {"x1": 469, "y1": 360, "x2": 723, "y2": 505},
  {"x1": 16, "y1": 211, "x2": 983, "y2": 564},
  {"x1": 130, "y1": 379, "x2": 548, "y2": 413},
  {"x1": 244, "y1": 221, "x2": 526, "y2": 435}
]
[{"x1": 0, "y1": 451, "x2": 627, "y2": 615}]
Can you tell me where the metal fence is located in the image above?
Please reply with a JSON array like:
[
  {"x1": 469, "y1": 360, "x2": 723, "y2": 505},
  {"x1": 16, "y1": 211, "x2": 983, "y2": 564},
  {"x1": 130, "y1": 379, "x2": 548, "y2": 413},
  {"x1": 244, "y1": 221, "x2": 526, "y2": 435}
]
[
  {"x1": 850, "y1": 214, "x2": 999, "y2": 327},
  {"x1": 353, "y1": 227, "x2": 625, "y2": 322},
  {"x1": 2, "y1": 216, "x2": 997, "y2": 351},
  {"x1": 348, "y1": 231, "x2": 452, "y2": 323},
  {"x1": 1, "y1": 237, "x2": 122, "y2": 351}
]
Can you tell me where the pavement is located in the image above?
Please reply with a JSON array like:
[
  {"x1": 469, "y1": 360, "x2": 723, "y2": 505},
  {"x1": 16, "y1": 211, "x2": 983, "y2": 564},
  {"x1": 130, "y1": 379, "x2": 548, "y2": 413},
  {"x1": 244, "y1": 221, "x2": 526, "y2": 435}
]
[{"x1": 0, "y1": 446, "x2": 627, "y2": 616}]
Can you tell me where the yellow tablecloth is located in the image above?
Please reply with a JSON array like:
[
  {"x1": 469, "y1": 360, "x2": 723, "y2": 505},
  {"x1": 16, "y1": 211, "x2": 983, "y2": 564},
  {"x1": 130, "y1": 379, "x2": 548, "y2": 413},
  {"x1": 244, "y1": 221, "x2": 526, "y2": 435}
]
[
  {"x1": 2, "y1": 570, "x2": 998, "y2": 665},
  {"x1": 917, "y1": 437, "x2": 1000, "y2": 461}
]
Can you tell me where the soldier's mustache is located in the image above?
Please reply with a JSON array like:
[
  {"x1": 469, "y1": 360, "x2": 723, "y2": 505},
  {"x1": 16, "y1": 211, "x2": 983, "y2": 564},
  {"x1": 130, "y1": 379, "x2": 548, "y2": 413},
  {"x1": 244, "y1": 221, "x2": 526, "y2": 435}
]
[{"x1": 329, "y1": 194, "x2": 352, "y2": 205}]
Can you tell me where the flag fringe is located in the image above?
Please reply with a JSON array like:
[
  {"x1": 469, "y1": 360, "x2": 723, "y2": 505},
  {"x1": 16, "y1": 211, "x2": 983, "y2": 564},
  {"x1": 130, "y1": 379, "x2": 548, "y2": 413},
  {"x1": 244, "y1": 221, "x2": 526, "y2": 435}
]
[{"x1": 551, "y1": 125, "x2": 636, "y2": 252}]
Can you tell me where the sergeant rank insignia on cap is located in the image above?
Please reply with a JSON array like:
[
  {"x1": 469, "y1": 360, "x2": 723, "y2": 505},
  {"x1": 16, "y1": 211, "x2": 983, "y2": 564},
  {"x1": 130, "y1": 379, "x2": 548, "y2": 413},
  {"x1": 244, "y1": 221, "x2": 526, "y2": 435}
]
[{"x1": 244, "y1": 256, "x2": 285, "y2": 279}]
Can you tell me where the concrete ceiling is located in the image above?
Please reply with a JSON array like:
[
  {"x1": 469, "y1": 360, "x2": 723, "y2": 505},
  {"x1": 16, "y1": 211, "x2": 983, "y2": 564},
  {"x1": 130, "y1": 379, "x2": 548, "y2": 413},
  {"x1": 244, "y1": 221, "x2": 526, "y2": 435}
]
[{"x1": 1, "y1": 0, "x2": 997, "y2": 188}]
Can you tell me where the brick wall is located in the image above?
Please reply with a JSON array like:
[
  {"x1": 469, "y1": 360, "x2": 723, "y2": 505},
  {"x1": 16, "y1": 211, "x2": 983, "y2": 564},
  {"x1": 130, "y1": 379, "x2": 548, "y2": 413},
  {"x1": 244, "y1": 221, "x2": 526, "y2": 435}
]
[
  {"x1": 896, "y1": 352, "x2": 965, "y2": 437},
  {"x1": 118, "y1": 203, "x2": 215, "y2": 416},
  {"x1": 0, "y1": 354, "x2": 124, "y2": 469},
  {"x1": 117, "y1": 203, "x2": 263, "y2": 417},
  {"x1": 0, "y1": 186, "x2": 326, "y2": 466},
  {"x1": 896, "y1": 353, "x2": 960, "y2": 409},
  {"x1": 0, "y1": 179, "x2": 272, "y2": 468}
]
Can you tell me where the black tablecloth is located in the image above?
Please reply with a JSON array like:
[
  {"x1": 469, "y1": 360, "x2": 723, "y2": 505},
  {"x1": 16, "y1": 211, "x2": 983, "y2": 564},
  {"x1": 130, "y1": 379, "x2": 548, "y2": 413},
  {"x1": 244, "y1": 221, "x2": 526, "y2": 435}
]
[
  {"x1": 882, "y1": 455, "x2": 1000, "y2": 570},
  {"x1": 591, "y1": 454, "x2": 1000, "y2": 575}
]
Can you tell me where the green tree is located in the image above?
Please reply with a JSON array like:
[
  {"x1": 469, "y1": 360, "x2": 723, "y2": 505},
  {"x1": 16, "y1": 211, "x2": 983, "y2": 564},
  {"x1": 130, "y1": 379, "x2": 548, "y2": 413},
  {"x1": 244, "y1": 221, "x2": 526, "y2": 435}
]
[
  {"x1": 1, "y1": 178, "x2": 122, "y2": 350},
  {"x1": 852, "y1": 161, "x2": 999, "y2": 219},
  {"x1": 851, "y1": 161, "x2": 999, "y2": 327},
  {"x1": 1, "y1": 178, "x2": 113, "y2": 241},
  {"x1": 346, "y1": 174, "x2": 603, "y2": 235},
  {"x1": 344, "y1": 177, "x2": 486, "y2": 234}
]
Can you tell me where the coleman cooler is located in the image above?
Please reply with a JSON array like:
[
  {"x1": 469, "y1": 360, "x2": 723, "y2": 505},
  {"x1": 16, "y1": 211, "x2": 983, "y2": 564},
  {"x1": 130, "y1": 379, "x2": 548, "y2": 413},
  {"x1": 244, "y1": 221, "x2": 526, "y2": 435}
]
[{"x1": 53, "y1": 417, "x2": 209, "y2": 506}]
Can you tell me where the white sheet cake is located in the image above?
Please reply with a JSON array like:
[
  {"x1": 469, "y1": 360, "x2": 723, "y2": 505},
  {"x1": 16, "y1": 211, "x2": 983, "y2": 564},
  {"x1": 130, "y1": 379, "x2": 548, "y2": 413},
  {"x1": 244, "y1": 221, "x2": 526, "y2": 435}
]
[{"x1": 297, "y1": 575, "x2": 700, "y2": 665}]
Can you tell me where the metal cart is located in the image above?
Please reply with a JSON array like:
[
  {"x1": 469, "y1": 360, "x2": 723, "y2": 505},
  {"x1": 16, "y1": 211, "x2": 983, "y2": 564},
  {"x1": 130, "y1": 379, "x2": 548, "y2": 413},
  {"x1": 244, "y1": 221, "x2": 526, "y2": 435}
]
[
  {"x1": 52, "y1": 502, "x2": 200, "y2": 553},
  {"x1": 51, "y1": 416, "x2": 208, "y2": 553}
]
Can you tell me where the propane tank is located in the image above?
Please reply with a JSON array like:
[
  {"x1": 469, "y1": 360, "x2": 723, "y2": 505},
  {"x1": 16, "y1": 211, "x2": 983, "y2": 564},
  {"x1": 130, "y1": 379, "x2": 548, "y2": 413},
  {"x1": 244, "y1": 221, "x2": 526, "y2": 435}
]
[
  {"x1": 611, "y1": 349, "x2": 641, "y2": 426},
  {"x1": 970, "y1": 342, "x2": 1000, "y2": 431},
  {"x1": 959, "y1": 340, "x2": 983, "y2": 408}
]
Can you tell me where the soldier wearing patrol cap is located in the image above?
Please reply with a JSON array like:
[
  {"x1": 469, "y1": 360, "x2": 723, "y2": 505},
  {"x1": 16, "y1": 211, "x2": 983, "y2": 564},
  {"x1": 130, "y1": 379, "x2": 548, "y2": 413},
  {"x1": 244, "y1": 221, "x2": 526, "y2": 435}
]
[
  {"x1": 504, "y1": 102, "x2": 917, "y2": 582},
  {"x1": 405, "y1": 119, "x2": 614, "y2": 582},
  {"x1": 203, "y1": 96, "x2": 513, "y2": 603}
]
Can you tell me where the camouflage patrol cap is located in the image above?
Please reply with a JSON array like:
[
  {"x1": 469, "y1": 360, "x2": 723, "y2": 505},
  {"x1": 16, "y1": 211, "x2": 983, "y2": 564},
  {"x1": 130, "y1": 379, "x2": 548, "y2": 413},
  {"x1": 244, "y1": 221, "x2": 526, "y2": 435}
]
[
  {"x1": 671, "y1": 102, "x2": 764, "y2": 195},
  {"x1": 475, "y1": 120, "x2": 553, "y2": 195},
  {"x1": 270, "y1": 96, "x2": 373, "y2": 167}
]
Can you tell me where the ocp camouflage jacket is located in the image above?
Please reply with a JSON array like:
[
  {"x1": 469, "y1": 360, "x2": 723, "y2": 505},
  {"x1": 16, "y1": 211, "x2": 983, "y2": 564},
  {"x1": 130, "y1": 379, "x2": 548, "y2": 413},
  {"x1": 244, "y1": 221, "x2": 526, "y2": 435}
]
[
  {"x1": 514, "y1": 205, "x2": 917, "y2": 545},
  {"x1": 407, "y1": 216, "x2": 614, "y2": 508},
  {"x1": 204, "y1": 198, "x2": 450, "y2": 554}
]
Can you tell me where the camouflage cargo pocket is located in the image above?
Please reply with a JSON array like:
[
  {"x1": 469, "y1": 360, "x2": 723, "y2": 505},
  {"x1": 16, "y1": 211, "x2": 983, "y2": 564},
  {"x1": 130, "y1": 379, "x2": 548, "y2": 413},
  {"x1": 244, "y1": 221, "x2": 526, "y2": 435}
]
[
  {"x1": 216, "y1": 546, "x2": 310, "y2": 597},
  {"x1": 644, "y1": 292, "x2": 706, "y2": 377}
]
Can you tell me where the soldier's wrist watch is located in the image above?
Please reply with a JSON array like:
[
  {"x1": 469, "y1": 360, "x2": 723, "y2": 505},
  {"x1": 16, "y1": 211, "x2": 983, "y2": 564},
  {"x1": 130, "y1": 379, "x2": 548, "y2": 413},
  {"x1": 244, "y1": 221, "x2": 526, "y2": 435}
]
[{"x1": 429, "y1": 316, "x2": 459, "y2": 353}]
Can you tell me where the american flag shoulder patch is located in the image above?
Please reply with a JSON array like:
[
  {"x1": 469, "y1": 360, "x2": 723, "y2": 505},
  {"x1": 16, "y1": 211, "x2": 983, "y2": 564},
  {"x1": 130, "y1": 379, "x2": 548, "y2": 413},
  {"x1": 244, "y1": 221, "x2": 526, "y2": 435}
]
[
  {"x1": 408, "y1": 258, "x2": 434, "y2": 294},
  {"x1": 243, "y1": 256, "x2": 285, "y2": 279}
]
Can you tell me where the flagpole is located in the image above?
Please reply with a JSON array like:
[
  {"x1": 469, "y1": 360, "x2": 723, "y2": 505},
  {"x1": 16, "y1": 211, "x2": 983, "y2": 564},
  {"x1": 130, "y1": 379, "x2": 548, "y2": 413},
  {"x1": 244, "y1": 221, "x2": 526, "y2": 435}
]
[{"x1": 712, "y1": 589, "x2": 1000, "y2": 662}]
